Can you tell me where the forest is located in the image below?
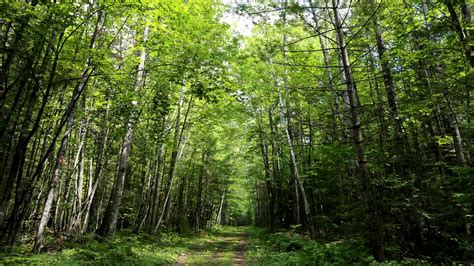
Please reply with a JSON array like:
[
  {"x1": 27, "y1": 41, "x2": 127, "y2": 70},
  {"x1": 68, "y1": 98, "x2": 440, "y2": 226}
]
[{"x1": 0, "y1": 0, "x2": 472, "y2": 264}]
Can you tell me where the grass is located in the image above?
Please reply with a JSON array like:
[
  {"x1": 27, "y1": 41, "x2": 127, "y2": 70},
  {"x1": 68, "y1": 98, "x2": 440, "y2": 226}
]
[
  {"x1": 1, "y1": 229, "x2": 202, "y2": 265},
  {"x1": 244, "y1": 227, "x2": 376, "y2": 265},
  {"x1": 244, "y1": 227, "x2": 432, "y2": 265},
  {"x1": 177, "y1": 226, "x2": 247, "y2": 265},
  {"x1": 0, "y1": 226, "x2": 248, "y2": 265},
  {"x1": 0, "y1": 226, "x2": 432, "y2": 265}
]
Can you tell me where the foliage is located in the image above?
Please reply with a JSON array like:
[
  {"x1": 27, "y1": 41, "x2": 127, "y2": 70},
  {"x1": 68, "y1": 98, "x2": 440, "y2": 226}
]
[{"x1": 0, "y1": 0, "x2": 472, "y2": 263}]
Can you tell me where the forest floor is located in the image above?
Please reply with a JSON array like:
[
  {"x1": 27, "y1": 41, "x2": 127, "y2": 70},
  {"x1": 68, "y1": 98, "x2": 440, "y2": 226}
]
[
  {"x1": 0, "y1": 226, "x2": 430, "y2": 264},
  {"x1": 0, "y1": 226, "x2": 254, "y2": 265},
  {"x1": 176, "y1": 227, "x2": 247, "y2": 265}
]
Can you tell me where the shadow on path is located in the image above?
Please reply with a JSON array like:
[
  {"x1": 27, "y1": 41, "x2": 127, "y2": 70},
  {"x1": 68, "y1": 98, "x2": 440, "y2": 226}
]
[{"x1": 176, "y1": 229, "x2": 247, "y2": 265}]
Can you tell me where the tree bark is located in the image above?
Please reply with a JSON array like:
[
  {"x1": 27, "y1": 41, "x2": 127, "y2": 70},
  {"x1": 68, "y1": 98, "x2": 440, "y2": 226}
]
[
  {"x1": 309, "y1": 3, "x2": 342, "y2": 139},
  {"x1": 149, "y1": 142, "x2": 165, "y2": 231},
  {"x1": 193, "y1": 151, "x2": 206, "y2": 229},
  {"x1": 0, "y1": 30, "x2": 56, "y2": 228},
  {"x1": 98, "y1": 25, "x2": 149, "y2": 237},
  {"x1": 332, "y1": 0, "x2": 385, "y2": 260},
  {"x1": 370, "y1": 0, "x2": 404, "y2": 143},
  {"x1": 445, "y1": 0, "x2": 473, "y2": 66},
  {"x1": 70, "y1": 107, "x2": 87, "y2": 233},
  {"x1": 86, "y1": 101, "x2": 110, "y2": 233},
  {"x1": 279, "y1": 4, "x2": 316, "y2": 239},
  {"x1": 32, "y1": 112, "x2": 74, "y2": 253},
  {"x1": 216, "y1": 189, "x2": 226, "y2": 225}
]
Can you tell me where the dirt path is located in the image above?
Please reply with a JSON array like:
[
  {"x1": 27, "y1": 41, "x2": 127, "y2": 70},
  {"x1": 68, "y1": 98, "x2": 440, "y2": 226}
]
[
  {"x1": 234, "y1": 235, "x2": 246, "y2": 265},
  {"x1": 175, "y1": 228, "x2": 247, "y2": 265}
]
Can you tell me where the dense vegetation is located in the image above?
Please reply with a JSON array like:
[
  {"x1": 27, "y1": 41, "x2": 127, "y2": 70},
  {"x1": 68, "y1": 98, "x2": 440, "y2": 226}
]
[
  {"x1": 0, "y1": 226, "x2": 376, "y2": 264},
  {"x1": 0, "y1": 0, "x2": 472, "y2": 264}
]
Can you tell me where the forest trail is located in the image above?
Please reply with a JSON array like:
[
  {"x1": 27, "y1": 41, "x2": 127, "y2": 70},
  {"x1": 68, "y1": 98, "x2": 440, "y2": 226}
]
[
  {"x1": 1, "y1": 1, "x2": 472, "y2": 264},
  {"x1": 176, "y1": 228, "x2": 247, "y2": 265}
]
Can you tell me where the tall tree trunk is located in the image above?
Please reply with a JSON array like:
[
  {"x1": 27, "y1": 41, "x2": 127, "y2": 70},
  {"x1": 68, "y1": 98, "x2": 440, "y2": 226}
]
[
  {"x1": 32, "y1": 113, "x2": 74, "y2": 253},
  {"x1": 1, "y1": 30, "x2": 63, "y2": 246},
  {"x1": 149, "y1": 142, "x2": 165, "y2": 231},
  {"x1": 445, "y1": 0, "x2": 473, "y2": 66},
  {"x1": 0, "y1": 31, "x2": 56, "y2": 228},
  {"x1": 98, "y1": 25, "x2": 149, "y2": 237},
  {"x1": 277, "y1": 67, "x2": 314, "y2": 237},
  {"x1": 309, "y1": 3, "x2": 342, "y2": 139},
  {"x1": 155, "y1": 94, "x2": 193, "y2": 231},
  {"x1": 86, "y1": 100, "x2": 110, "y2": 233},
  {"x1": 268, "y1": 109, "x2": 283, "y2": 227},
  {"x1": 98, "y1": 125, "x2": 132, "y2": 236},
  {"x1": 257, "y1": 113, "x2": 274, "y2": 231},
  {"x1": 216, "y1": 189, "x2": 226, "y2": 225},
  {"x1": 444, "y1": 95, "x2": 467, "y2": 166},
  {"x1": 367, "y1": 53, "x2": 388, "y2": 150},
  {"x1": 81, "y1": 158, "x2": 94, "y2": 233},
  {"x1": 370, "y1": 0, "x2": 404, "y2": 143},
  {"x1": 162, "y1": 98, "x2": 183, "y2": 230},
  {"x1": 193, "y1": 151, "x2": 206, "y2": 229},
  {"x1": 332, "y1": 0, "x2": 385, "y2": 260},
  {"x1": 133, "y1": 159, "x2": 152, "y2": 231},
  {"x1": 70, "y1": 105, "x2": 87, "y2": 233},
  {"x1": 0, "y1": 7, "x2": 33, "y2": 108},
  {"x1": 279, "y1": 4, "x2": 316, "y2": 239}
]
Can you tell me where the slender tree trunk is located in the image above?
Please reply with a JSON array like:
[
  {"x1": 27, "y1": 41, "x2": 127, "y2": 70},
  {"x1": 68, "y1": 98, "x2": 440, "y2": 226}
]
[
  {"x1": 98, "y1": 25, "x2": 149, "y2": 237},
  {"x1": 278, "y1": 65, "x2": 316, "y2": 238},
  {"x1": 257, "y1": 116, "x2": 274, "y2": 230},
  {"x1": 87, "y1": 102, "x2": 109, "y2": 232},
  {"x1": 133, "y1": 159, "x2": 151, "y2": 231},
  {"x1": 445, "y1": 0, "x2": 473, "y2": 66},
  {"x1": 2, "y1": 30, "x2": 64, "y2": 246},
  {"x1": 162, "y1": 98, "x2": 183, "y2": 229},
  {"x1": 0, "y1": 31, "x2": 56, "y2": 227},
  {"x1": 150, "y1": 142, "x2": 165, "y2": 231},
  {"x1": 370, "y1": 0, "x2": 405, "y2": 143},
  {"x1": 81, "y1": 158, "x2": 94, "y2": 233},
  {"x1": 268, "y1": 109, "x2": 283, "y2": 227},
  {"x1": 32, "y1": 113, "x2": 74, "y2": 253},
  {"x1": 66, "y1": 93, "x2": 88, "y2": 233},
  {"x1": 70, "y1": 117, "x2": 87, "y2": 233},
  {"x1": 155, "y1": 94, "x2": 193, "y2": 231},
  {"x1": 444, "y1": 97, "x2": 467, "y2": 166},
  {"x1": 278, "y1": 4, "x2": 316, "y2": 239},
  {"x1": 193, "y1": 151, "x2": 206, "y2": 229},
  {"x1": 332, "y1": 0, "x2": 385, "y2": 260},
  {"x1": 367, "y1": 54, "x2": 387, "y2": 150},
  {"x1": 0, "y1": 12, "x2": 32, "y2": 108},
  {"x1": 309, "y1": 3, "x2": 342, "y2": 139},
  {"x1": 98, "y1": 127, "x2": 132, "y2": 236},
  {"x1": 3, "y1": 9, "x2": 115, "y2": 244},
  {"x1": 216, "y1": 189, "x2": 226, "y2": 225}
]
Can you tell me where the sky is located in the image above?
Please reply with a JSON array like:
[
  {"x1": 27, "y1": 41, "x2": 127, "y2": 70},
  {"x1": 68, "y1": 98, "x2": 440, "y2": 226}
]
[{"x1": 221, "y1": 1, "x2": 255, "y2": 36}]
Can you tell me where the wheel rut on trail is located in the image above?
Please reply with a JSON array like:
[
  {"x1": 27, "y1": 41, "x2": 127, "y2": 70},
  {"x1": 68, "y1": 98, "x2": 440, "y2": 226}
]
[{"x1": 176, "y1": 229, "x2": 247, "y2": 265}]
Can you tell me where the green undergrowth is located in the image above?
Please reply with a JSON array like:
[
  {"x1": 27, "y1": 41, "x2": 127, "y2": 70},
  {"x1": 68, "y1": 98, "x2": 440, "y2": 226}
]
[
  {"x1": 245, "y1": 227, "x2": 374, "y2": 265},
  {"x1": 1, "y1": 226, "x2": 435, "y2": 265},
  {"x1": 0, "y1": 228, "x2": 220, "y2": 265},
  {"x1": 244, "y1": 227, "x2": 429, "y2": 265}
]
